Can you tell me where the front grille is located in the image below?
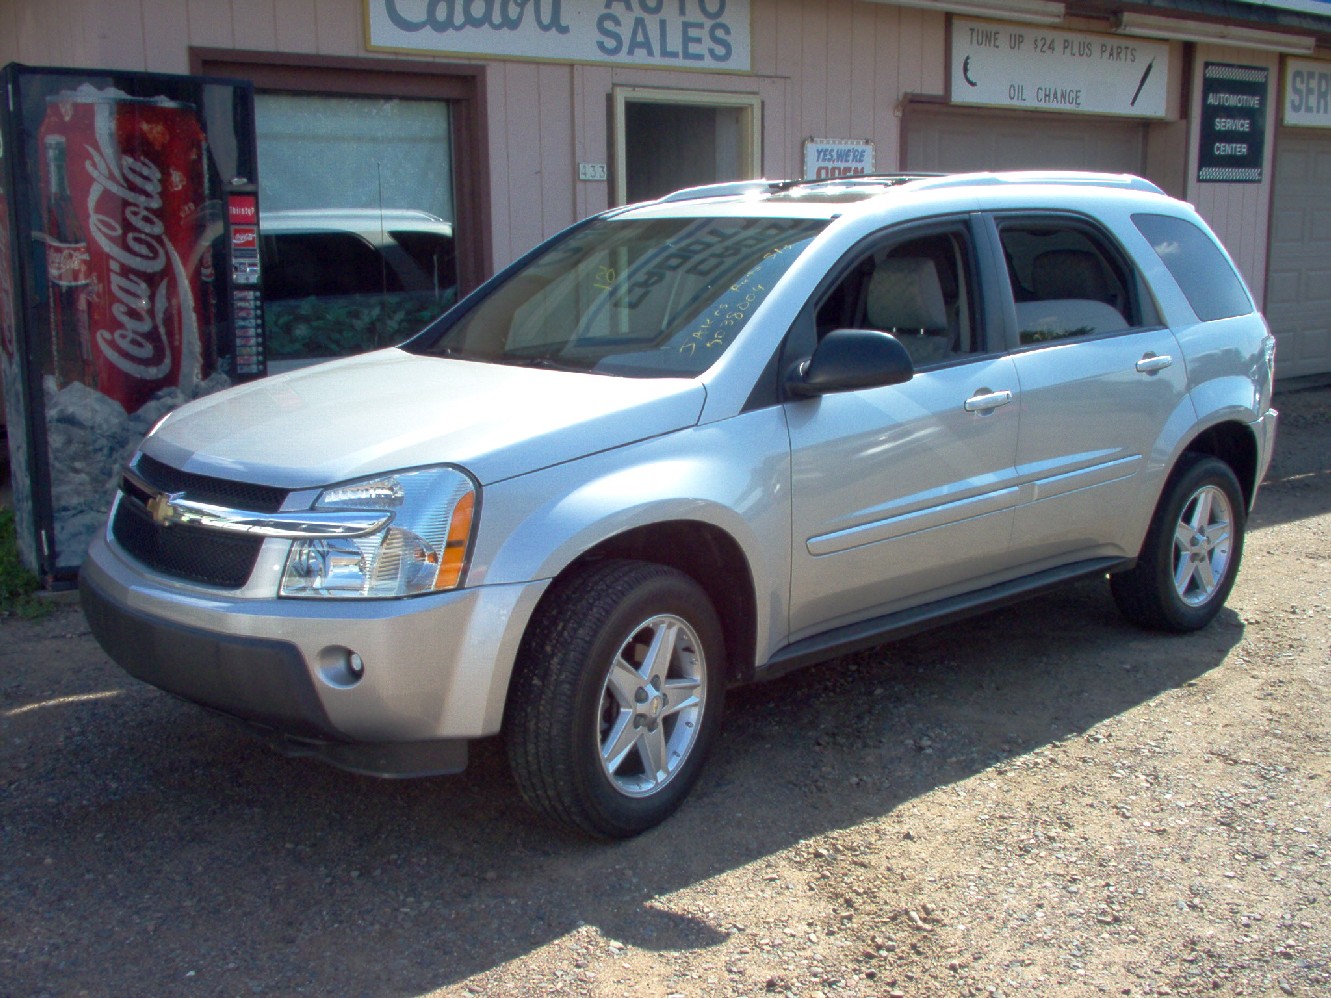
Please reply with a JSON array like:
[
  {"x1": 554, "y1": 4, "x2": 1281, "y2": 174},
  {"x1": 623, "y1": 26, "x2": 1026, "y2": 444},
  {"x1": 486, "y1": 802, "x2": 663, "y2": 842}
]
[
  {"x1": 112, "y1": 497, "x2": 263, "y2": 588},
  {"x1": 110, "y1": 455, "x2": 291, "y2": 588},
  {"x1": 135, "y1": 453, "x2": 287, "y2": 513}
]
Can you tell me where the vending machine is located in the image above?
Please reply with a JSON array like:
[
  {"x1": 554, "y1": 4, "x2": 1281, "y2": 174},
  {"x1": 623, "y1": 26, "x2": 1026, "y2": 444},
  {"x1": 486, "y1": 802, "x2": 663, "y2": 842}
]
[{"x1": 0, "y1": 64, "x2": 265, "y2": 583}]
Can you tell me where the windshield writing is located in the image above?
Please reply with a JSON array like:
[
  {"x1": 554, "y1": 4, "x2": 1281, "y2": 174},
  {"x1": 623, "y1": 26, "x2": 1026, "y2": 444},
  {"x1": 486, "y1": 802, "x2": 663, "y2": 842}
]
[{"x1": 412, "y1": 215, "x2": 824, "y2": 377}]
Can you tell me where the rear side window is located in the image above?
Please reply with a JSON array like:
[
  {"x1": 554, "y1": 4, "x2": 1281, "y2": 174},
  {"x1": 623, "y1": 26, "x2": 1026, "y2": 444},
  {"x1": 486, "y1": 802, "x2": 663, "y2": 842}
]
[
  {"x1": 997, "y1": 218, "x2": 1143, "y2": 345},
  {"x1": 1133, "y1": 213, "x2": 1253, "y2": 321}
]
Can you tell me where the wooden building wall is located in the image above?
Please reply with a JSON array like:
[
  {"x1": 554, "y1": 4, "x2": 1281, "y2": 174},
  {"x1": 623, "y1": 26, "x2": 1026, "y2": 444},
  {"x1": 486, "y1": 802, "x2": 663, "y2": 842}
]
[
  {"x1": 0, "y1": 0, "x2": 1278, "y2": 293},
  {"x1": 0, "y1": 0, "x2": 950, "y2": 268}
]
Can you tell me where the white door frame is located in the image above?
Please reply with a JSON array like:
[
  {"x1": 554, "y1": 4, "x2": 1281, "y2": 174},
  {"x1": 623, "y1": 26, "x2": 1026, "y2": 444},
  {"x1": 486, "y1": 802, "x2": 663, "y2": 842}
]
[{"x1": 611, "y1": 86, "x2": 763, "y2": 205}]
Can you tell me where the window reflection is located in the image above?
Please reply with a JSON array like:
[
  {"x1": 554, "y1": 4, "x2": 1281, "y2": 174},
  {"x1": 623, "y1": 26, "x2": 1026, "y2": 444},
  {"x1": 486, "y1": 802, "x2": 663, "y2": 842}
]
[{"x1": 255, "y1": 94, "x2": 456, "y2": 365}]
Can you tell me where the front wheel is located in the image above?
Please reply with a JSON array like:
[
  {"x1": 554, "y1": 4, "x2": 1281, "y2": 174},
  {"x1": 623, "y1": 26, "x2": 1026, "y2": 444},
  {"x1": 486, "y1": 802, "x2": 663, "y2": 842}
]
[
  {"x1": 1111, "y1": 454, "x2": 1246, "y2": 632},
  {"x1": 504, "y1": 559, "x2": 726, "y2": 838}
]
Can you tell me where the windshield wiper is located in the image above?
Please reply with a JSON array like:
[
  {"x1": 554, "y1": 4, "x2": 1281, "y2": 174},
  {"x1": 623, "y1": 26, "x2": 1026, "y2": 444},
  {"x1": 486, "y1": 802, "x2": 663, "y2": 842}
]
[{"x1": 493, "y1": 354, "x2": 583, "y2": 372}]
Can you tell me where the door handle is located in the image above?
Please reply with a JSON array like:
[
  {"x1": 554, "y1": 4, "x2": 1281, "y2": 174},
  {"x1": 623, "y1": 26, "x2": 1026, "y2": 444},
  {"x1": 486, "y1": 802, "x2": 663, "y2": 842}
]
[
  {"x1": 964, "y1": 389, "x2": 1014, "y2": 413},
  {"x1": 1136, "y1": 353, "x2": 1173, "y2": 374}
]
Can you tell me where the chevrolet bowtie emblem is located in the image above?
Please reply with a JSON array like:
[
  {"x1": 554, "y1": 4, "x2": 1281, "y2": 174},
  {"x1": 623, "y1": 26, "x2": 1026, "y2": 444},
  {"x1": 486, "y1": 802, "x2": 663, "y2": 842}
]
[{"x1": 146, "y1": 492, "x2": 182, "y2": 527}]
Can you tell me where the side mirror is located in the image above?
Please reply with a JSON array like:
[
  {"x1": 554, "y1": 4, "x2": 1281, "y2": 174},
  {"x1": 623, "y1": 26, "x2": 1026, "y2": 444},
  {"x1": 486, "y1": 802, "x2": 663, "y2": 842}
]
[{"x1": 786, "y1": 328, "x2": 915, "y2": 398}]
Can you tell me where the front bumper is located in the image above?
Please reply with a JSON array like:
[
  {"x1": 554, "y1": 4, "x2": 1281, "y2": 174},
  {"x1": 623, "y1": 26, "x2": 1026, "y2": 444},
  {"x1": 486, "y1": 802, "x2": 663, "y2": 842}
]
[{"x1": 80, "y1": 533, "x2": 548, "y2": 775}]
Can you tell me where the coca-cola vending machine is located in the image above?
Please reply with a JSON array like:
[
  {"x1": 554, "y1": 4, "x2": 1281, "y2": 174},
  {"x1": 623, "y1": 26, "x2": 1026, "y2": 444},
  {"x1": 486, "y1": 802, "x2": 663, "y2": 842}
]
[{"x1": 1, "y1": 64, "x2": 265, "y2": 583}]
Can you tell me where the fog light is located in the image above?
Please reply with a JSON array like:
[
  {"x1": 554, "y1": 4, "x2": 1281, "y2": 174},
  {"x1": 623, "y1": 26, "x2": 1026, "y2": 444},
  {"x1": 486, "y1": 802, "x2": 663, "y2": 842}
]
[{"x1": 317, "y1": 647, "x2": 366, "y2": 689}]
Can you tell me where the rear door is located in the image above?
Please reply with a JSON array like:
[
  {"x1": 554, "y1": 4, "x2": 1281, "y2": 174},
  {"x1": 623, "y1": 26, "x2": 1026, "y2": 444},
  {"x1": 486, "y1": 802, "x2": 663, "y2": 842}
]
[
  {"x1": 993, "y1": 213, "x2": 1187, "y2": 566},
  {"x1": 785, "y1": 219, "x2": 1021, "y2": 639}
]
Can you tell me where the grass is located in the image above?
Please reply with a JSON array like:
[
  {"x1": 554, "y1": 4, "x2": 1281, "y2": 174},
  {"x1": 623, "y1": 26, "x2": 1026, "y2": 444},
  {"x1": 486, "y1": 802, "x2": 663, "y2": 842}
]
[{"x1": 0, "y1": 507, "x2": 52, "y2": 619}]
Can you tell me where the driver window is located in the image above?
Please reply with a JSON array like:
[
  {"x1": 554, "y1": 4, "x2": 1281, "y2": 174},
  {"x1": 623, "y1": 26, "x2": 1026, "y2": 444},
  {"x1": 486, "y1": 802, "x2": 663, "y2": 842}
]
[{"x1": 815, "y1": 229, "x2": 978, "y2": 370}]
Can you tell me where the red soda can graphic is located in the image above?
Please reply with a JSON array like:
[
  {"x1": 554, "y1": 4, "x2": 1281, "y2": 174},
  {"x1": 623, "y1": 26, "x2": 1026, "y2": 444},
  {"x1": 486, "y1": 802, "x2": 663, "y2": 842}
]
[{"x1": 39, "y1": 86, "x2": 213, "y2": 412}]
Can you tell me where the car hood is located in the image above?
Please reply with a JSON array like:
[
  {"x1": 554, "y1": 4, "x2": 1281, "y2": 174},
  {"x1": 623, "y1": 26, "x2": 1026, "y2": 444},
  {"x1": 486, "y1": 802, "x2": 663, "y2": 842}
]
[{"x1": 142, "y1": 349, "x2": 706, "y2": 489}]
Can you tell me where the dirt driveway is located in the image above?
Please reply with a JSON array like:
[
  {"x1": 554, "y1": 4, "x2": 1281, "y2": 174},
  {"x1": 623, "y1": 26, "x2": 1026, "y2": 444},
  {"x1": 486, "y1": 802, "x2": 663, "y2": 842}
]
[{"x1": 2, "y1": 386, "x2": 1328, "y2": 998}]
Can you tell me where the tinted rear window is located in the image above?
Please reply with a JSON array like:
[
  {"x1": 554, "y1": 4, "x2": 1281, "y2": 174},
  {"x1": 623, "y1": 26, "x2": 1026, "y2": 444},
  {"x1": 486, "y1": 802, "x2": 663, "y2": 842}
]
[{"x1": 1133, "y1": 214, "x2": 1253, "y2": 321}]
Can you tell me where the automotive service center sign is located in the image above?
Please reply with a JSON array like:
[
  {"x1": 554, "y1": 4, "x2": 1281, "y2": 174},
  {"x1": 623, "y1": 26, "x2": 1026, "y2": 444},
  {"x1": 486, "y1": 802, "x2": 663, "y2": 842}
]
[
  {"x1": 366, "y1": 0, "x2": 752, "y2": 71},
  {"x1": 1198, "y1": 63, "x2": 1269, "y2": 182},
  {"x1": 950, "y1": 18, "x2": 1169, "y2": 118}
]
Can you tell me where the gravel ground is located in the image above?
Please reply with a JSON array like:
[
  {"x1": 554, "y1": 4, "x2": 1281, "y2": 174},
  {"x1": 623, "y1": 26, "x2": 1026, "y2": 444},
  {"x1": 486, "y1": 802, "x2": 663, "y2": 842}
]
[{"x1": 1, "y1": 385, "x2": 1328, "y2": 998}]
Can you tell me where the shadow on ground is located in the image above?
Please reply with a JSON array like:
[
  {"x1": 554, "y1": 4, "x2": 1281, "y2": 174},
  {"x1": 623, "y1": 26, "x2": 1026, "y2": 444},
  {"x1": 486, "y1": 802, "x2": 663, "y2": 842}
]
[
  {"x1": 2, "y1": 579, "x2": 1244, "y2": 996},
  {"x1": 2, "y1": 385, "x2": 1324, "y2": 996}
]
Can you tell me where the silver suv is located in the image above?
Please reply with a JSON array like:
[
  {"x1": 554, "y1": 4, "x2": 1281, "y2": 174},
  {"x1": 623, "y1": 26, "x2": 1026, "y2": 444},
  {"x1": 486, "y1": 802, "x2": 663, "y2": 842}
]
[{"x1": 81, "y1": 172, "x2": 1278, "y2": 838}]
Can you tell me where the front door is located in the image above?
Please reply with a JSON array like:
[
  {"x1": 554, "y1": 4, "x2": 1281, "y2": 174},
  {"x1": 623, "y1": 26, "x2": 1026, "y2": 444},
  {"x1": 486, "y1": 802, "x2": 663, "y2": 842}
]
[{"x1": 786, "y1": 222, "x2": 1021, "y2": 638}]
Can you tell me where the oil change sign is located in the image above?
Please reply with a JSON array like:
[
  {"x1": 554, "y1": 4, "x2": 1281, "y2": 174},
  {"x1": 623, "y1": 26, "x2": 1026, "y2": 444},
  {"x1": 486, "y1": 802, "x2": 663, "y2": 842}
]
[
  {"x1": 1198, "y1": 63, "x2": 1269, "y2": 183},
  {"x1": 366, "y1": 0, "x2": 751, "y2": 71},
  {"x1": 950, "y1": 18, "x2": 1168, "y2": 118}
]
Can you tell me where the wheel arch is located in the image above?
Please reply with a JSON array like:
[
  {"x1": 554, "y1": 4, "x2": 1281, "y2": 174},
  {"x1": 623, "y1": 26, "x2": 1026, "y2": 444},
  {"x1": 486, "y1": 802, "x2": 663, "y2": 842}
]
[
  {"x1": 539, "y1": 520, "x2": 759, "y2": 687},
  {"x1": 1179, "y1": 418, "x2": 1261, "y2": 512}
]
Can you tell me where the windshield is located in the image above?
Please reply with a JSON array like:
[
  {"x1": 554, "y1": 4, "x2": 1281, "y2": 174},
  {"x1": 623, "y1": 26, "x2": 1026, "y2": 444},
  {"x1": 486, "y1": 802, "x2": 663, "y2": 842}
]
[{"x1": 410, "y1": 215, "x2": 826, "y2": 377}]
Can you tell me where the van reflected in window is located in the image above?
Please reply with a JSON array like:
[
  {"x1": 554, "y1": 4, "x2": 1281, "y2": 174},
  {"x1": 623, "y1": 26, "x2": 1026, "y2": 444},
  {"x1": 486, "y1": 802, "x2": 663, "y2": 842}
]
[{"x1": 261, "y1": 209, "x2": 457, "y2": 366}]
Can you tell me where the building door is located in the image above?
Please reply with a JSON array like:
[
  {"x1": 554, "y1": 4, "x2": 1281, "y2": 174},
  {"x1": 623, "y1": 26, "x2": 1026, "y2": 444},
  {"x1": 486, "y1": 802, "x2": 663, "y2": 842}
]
[
  {"x1": 612, "y1": 87, "x2": 761, "y2": 205},
  {"x1": 904, "y1": 106, "x2": 1147, "y2": 175},
  {"x1": 1266, "y1": 128, "x2": 1331, "y2": 379}
]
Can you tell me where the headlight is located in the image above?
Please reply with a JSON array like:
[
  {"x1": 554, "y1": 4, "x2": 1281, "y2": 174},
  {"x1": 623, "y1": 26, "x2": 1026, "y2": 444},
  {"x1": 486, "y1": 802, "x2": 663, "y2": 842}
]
[{"x1": 280, "y1": 466, "x2": 477, "y2": 599}]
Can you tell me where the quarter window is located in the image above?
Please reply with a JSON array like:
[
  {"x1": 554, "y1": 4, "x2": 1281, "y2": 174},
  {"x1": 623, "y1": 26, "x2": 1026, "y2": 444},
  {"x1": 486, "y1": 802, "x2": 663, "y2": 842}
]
[{"x1": 1133, "y1": 213, "x2": 1253, "y2": 322}]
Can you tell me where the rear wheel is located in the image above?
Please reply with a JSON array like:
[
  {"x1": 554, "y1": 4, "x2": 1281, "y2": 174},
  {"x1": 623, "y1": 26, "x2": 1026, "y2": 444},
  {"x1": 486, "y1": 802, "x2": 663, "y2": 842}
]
[
  {"x1": 504, "y1": 559, "x2": 725, "y2": 838},
  {"x1": 1111, "y1": 454, "x2": 1245, "y2": 632}
]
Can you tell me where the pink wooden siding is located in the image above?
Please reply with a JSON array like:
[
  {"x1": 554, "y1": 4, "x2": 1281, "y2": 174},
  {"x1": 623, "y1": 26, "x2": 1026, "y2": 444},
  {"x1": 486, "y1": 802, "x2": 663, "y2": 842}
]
[
  {"x1": 272, "y1": 0, "x2": 320, "y2": 55},
  {"x1": 760, "y1": 0, "x2": 946, "y2": 180},
  {"x1": 1186, "y1": 46, "x2": 1280, "y2": 307},
  {"x1": 0, "y1": 3, "x2": 17, "y2": 67},
  {"x1": 573, "y1": 65, "x2": 613, "y2": 221}
]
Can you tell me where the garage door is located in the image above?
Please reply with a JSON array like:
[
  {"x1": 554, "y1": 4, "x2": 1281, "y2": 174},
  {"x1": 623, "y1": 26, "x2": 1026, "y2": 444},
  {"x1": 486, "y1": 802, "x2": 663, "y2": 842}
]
[
  {"x1": 905, "y1": 106, "x2": 1146, "y2": 175},
  {"x1": 1266, "y1": 129, "x2": 1331, "y2": 380}
]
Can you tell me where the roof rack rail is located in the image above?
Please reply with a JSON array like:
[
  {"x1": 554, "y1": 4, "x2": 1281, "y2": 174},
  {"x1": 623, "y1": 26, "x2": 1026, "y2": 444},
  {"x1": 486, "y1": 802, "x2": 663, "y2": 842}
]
[
  {"x1": 655, "y1": 173, "x2": 941, "y2": 203},
  {"x1": 905, "y1": 171, "x2": 1165, "y2": 195},
  {"x1": 790, "y1": 172, "x2": 943, "y2": 188},
  {"x1": 655, "y1": 179, "x2": 786, "y2": 203},
  {"x1": 649, "y1": 170, "x2": 1165, "y2": 206}
]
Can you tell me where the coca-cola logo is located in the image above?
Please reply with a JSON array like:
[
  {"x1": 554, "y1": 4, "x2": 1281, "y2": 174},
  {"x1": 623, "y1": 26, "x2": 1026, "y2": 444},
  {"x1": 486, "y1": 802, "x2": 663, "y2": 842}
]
[
  {"x1": 84, "y1": 142, "x2": 178, "y2": 381},
  {"x1": 46, "y1": 240, "x2": 92, "y2": 286}
]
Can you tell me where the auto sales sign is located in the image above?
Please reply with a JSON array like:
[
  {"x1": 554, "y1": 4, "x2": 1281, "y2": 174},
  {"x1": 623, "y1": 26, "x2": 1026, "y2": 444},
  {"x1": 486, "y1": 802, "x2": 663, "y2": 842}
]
[{"x1": 366, "y1": 0, "x2": 752, "y2": 72}]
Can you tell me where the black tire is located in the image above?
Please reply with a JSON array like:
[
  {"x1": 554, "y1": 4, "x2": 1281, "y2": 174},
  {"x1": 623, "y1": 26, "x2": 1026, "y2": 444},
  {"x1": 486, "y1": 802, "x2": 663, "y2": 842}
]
[
  {"x1": 1111, "y1": 453, "x2": 1246, "y2": 633},
  {"x1": 504, "y1": 559, "x2": 726, "y2": 839}
]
